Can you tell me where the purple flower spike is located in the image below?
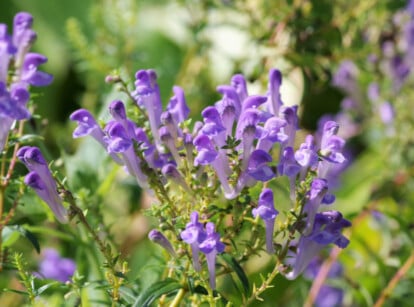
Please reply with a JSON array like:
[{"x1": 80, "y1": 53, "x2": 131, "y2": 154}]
[
  {"x1": 252, "y1": 188, "x2": 278, "y2": 253},
  {"x1": 236, "y1": 108, "x2": 262, "y2": 165},
  {"x1": 0, "y1": 82, "x2": 30, "y2": 120},
  {"x1": 286, "y1": 211, "x2": 350, "y2": 280},
  {"x1": 230, "y1": 74, "x2": 248, "y2": 103},
  {"x1": 193, "y1": 134, "x2": 217, "y2": 166},
  {"x1": 166, "y1": 86, "x2": 190, "y2": 124},
  {"x1": 37, "y1": 248, "x2": 76, "y2": 283},
  {"x1": 148, "y1": 229, "x2": 176, "y2": 257},
  {"x1": 0, "y1": 25, "x2": 15, "y2": 83},
  {"x1": 201, "y1": 106, "x2": 226, "y2": 145},
  {"x1": 181, "y1": 212, "x2": 207, "y2": 272},
  {"x1": 159, "y1": 126, "x2": 181, "y2": 165},
  {"x1": 24, "y1": 172, "x2": 67, "y2": 223},
  {"x1": 267, "y1": 69, "x2": 283, "y2": 116},
  {"x1": 246, "y1": 149, "x2": 275, "y2": 181},
  {"x1": 295, "y1": 135, "x2": 319, "y2": 181},
  {"x1": 199, "y1": 222, "x2": 225, "y2": 289},
  {"x1": 332, "y1": 60, "x2": 358, "y2": 91}
]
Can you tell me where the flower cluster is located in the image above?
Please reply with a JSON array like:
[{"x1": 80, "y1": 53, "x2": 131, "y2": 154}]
[
  {"x1": 0, "y1": 12, "x2": 53, "y2": 152},
  {"x1": 17, "y1": 146, "x2": 67, "y2": 223},
  {"x1": 68, "y1": 67, "x2": 350, "y2": 286}
]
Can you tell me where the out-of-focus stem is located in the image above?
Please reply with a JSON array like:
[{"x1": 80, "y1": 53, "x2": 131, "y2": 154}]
[{"x1": 373, "y1": 251, "x2": 414, "y2": 307}]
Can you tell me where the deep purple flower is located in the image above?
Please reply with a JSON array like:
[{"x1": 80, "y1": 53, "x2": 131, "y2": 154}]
[
  {"x1": 246, "y1": 149, "x2": 275, "y2": 181},
  {"x1": 106, "y1": 122, "x2": 148, "y2": 188},
  {"x1": 181, "y1": 212, "x2": 207, "y2": 272},
  {"x1": 148, "y1": 229, "x2": 176, "y2": 257},
  {"x1": 295, "y1": 135, "x2": 319, "y2": 181},
  {"x1": 200, "y1": 106, "x2": 226, "y2": 145},
  {"x1": 36, "y1": 248, "x2": 76, "y2": 283},
  {"x1": 199, "y1": 222, "x2": 225, "y2": 289},
  {"x1": 252, "y1": 188, "x2": 278, "y2": 253},
  {"x1": 286, "y1": 211, "x2": 350, "y2": 280},
  {"x1": 18, "y1": 146, "x2": 67, "y2": 223},
  {"x1": 12, "y1": 12, "x2": 36, "y2": 68}
]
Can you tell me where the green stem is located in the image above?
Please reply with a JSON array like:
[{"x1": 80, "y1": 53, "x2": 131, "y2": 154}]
[{"x1": 169, "y1": 288, "x2": 186, "y2": 307}]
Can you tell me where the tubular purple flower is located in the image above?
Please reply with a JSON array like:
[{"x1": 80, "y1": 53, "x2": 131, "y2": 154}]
[
  {"x1": 133, "y1": 69, "x2": 163, "y2": 147},
  {"x1": 0, "y1": 24, "x2": 15, "y2": 83},
  {"x1": 148, "y1": 229, "x2": 176, "y2": 257},
  {"x1": 267, "y1": 68, "x2": 283, "y2": 116},
  {"x1": 236, "y1": 108, "x2": 261, "y2": 166},
  {"x1": 241, "y1": 95, "x2": 268, "y2": 113},
  {"x1": 159, "y1": 126, "x2": 181, "y2": 166},
  {"x1": 215, "y1": 85, "x2": 241, "y2": 136},
  {"x1": 303, "y1": 178, "x2": 328, "y2": 235},
  {"x1": 246, "y1": 149, "x2": 275, "y2": 181},
  {"x1": 199, "y1": 222, "x2": 225, "y2": 289},
  {"x1": 166, "y1": 86, "x2": 189, "y2": 124},
  {"x1": 278, "y1": 147, "x2": 300, "y2": 201},
  {"x1": 332, "y1": 60, "x2": 358, "y2": 92},
  {"x1": 279, "y1": 106, "x2": 298, "y2": 149},
  {"x1": 106, "y1": 122, "x2": 148, "y2": 188},
  {"x1": 12, "y1": 12, "x2": 36, "y2": 69},
  {"x1": 70, "y1": 109, "x2": 123, "y2": 164},
  {"x1": 286, "y1": 211, "x2": 350, "y2": 280},
  {"x1": 181, "y1": 212, "x2": 206, "y2": 272},
  {"x1": 230, "y1": 74, "x2": 248, "y2": 103},
  {"x1": 256, "y1": 116, "x2": 288, "y2": 152},
  {"x1": 252, "y1": 188, "x2": 278, "y2": 253},
  {"x1": 200, "y1": 106, "x2": 226, "y2": 146},
  {"x1": 20, "y1": 53, "x2": 53, "y2": 86},
  {"x1": 24, "y1": 172, "x2": 67, "y2": 223},
  {"x1": 295, "y1": 135, "x2": 319, "y2": 181}
]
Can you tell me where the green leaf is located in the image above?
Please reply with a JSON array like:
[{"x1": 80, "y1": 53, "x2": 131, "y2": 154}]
[
  {"x1": 36, "y1": 282, "x2": 59, "y2": 295},
  {"x1": 220, "y1": 254, "x2": 250, "y2": 296},
  {"x1": 2, "y1": 226, "x2": 40, "y2": 253},
  {"x1": 133, "y1": 278, "x2": 182, "y2": 307}
]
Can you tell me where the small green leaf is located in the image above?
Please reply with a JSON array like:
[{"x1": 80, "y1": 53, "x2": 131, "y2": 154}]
[
  {"x1": 220, "y1": 254, "x2": 250, "y2": 296},
  {"x1": 133, "y1": 278, "x2": 182, "y2": 307},
  {"x1": 2, "y1": 226, "x2": 40, "y2": 253},
  {"x1": 36, "y1": 282, "x2": 59, "y2": 295}
]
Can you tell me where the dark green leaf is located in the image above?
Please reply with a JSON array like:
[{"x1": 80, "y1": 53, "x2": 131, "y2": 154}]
[
  {"x1": 220, "y1": 254, "x2": 250, "y2": 296},
  {"x1": 36, "y1": 282, "x2": 59, "y2": 295},
  {"x1": 133, "y1": 278, "x2": 182, "y2": 307},
  {"x1": 2, "y1": 226, "x2": 40, "y2": 253}
]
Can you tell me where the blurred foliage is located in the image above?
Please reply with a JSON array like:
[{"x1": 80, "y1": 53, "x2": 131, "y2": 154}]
[{"x1": 1, "y1": 0, "x2": 414, "y2": 306}]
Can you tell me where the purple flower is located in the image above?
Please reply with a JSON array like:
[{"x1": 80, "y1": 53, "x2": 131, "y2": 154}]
[
  {"x1": 161, "y1": 163, "x2": 191, "y2": 193},
  {"x1": 148, "y1": 229, "x2": 176, "y2": 257},
  {"x1": 166, "y1": 85, "x2": 190, "y2": 124},
  {"x1": 230, "y1": 74, "x2": 248, "y2": 103},
  {"x1": 36, "y1": 248, "x2": 76, "y2": 283},
  {"x1": 20, "y1": 53, "x2": 53, "y2": 86},
  {"x1": 199, "y1": 222, "x2": 225, "y2": 289},
  {"x1": 252, "y1": 188, "x2": 279, "y2": 253},
  {"x1": 295, "y1": 135, "x2": 319, "y2": 181},
  {"x1": 303, "y1": 178, "x2": 328, "y2": 235},
  {"x1": 278, "y1": 147, "x2": 300, "y2": 201},
  {"x1": 256, "y1": 116, "x2": 288, "y2": 152},
  {"x1": 267, "y1": 68, "x2": 283, "y2": 116},
  {"x1": 279, "y1": 106, "x2": 298, "y2": 149},
  {"x1": 106, "y1": 122, "x2": 148, "y2": 188},
  {"x1": 332, "y1": 60, "x2": 358, "y2": 92},
  {"x1": 181, "y1": 212, "x2": 206, "y2": 272},
  {"x1": 286, "y1": 211, "x2": 350, "y2": 280},
  {"x1": 133, "y1": 69, "x2": 163, "y2": 148},
  {"x1": 17, "y1": 146, "x2": 67, "y2": 223},
  {"x1": 215, "y1": 85, "x2": 241, "y2": 136},
  {"x1": 246, "y1": 149, "x2": 275, "y2": 181}
]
